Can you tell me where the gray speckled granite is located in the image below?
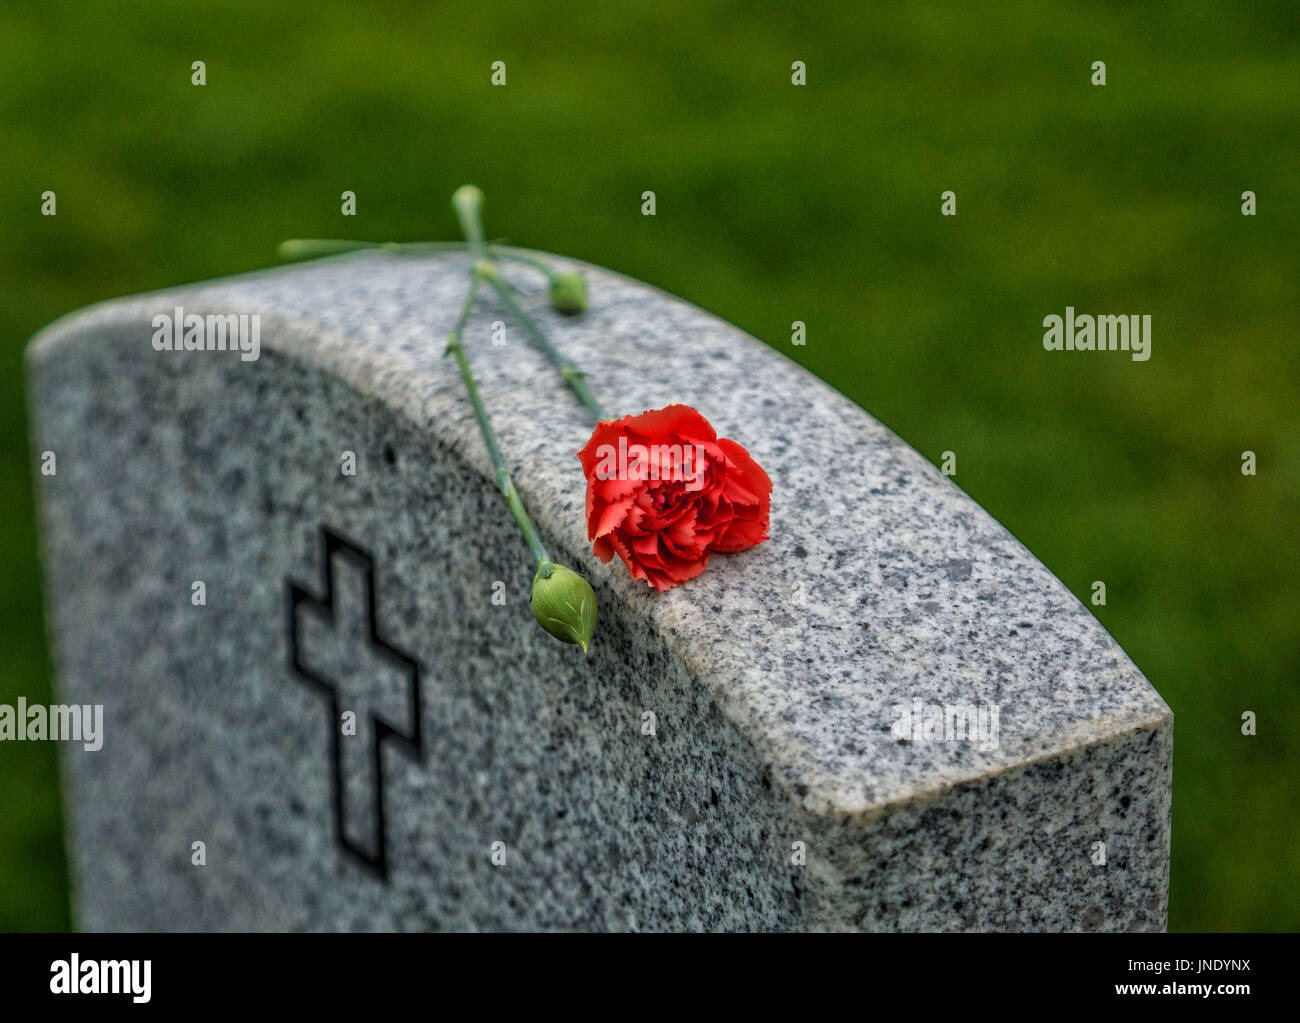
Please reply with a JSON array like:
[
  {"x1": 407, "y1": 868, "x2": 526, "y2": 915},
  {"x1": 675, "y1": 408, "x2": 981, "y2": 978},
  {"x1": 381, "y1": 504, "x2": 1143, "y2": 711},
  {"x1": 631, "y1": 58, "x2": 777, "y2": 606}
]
[{"x1": 28, "y1": 251, "x2": 1171, "y2": 931}]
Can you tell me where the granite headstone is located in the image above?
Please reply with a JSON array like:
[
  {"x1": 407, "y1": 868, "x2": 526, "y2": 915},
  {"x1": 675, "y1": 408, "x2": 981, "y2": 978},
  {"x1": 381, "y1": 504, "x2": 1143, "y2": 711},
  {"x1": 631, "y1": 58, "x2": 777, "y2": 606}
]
[{"x1": 27, "y1": 251, "x2": 1172, "y2": 931}]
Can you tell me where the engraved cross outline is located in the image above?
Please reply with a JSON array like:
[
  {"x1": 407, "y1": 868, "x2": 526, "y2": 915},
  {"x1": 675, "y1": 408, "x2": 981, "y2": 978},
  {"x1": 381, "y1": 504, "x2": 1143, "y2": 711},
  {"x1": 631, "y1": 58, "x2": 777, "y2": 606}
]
[{"x1": 285, "y1": 526, "x2": 424, "y2": 882}]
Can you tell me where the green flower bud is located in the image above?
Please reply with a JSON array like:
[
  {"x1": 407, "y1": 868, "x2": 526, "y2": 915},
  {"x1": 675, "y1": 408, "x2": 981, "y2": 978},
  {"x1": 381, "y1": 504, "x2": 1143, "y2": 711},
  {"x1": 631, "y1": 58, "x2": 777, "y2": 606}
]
[
  {"x1": 452, "y1": 184, "x2": 484, "y2": 219},
  {"x1": 548, "y1": 271, "x2": 588, "y2": 314},
  {"x1": 531, "y1": 561, "x2": 598, "y2": 653}
]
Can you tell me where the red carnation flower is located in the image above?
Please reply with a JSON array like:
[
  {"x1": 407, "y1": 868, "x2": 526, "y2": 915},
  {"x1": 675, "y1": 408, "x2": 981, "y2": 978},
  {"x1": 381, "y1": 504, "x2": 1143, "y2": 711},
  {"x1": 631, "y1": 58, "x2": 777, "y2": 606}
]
[{"x1": 576, "y1": 404, "x2": 772, "y2": 591}]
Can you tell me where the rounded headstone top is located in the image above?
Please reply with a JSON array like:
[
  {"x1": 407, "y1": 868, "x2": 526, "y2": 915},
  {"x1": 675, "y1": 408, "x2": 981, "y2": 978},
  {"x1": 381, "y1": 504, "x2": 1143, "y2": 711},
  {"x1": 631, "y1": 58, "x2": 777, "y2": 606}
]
[{"x1": 29, "y1": 250, "x2": 1170, "y2": 816}]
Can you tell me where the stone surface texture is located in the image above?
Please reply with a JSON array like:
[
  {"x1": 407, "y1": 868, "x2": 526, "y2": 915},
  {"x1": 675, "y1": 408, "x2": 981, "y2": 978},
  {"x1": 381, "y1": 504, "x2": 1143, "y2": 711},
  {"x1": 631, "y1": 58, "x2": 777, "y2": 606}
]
[{"x1": 28, "y1": 251, "x2": 1172, "y2": 931}]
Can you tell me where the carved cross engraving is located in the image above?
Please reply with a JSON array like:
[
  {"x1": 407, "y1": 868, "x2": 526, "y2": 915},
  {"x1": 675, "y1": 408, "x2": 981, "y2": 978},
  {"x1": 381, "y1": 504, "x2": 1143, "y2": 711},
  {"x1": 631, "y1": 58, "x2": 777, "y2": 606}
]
[{"x1": 286, "y1": 527, "x2": 423, "y2": 881}]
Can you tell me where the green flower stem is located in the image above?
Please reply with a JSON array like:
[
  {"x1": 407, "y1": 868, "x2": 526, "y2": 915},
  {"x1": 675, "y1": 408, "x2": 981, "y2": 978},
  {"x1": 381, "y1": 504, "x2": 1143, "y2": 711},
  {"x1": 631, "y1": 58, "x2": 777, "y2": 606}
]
[
  {"x1": 278, "y1": 239, "x2": 469, "y2": 261},
  {"x1": 279, "y1": 237, "x2": 557, "y2": 279},
  {"x1": 446, "y1": 270, "x2": 598, "y2": 654},
  {"x1": 493, "y1": 250, "x2": 557, "y2": 281},
  {"x1": 451, "y1": 186, "x2": 611, "y2": 422},
  {"x1": 278, "y1": 216, "x2": 597, "y2": 654},
  {"x1": 444, "y1": 275, "x2": 551, "y2": 566},
  {"x1": 483, "y1": 264, "x2": 611, "y2": 421}
]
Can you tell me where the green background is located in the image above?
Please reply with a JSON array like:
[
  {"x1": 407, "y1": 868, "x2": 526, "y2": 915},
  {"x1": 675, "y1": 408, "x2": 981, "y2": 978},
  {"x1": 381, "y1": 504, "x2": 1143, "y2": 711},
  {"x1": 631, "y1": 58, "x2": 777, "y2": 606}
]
[{"x1": 2, "y1": 1, "x2": 1296, "y2": 931}]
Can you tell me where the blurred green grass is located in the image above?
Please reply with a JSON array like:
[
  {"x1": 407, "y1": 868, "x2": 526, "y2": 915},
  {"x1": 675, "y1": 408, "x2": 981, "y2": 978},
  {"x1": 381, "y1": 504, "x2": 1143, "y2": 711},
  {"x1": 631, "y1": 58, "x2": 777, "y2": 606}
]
[{"x1": 2, "y1": 0, "x2": 1296, "y2": 931}]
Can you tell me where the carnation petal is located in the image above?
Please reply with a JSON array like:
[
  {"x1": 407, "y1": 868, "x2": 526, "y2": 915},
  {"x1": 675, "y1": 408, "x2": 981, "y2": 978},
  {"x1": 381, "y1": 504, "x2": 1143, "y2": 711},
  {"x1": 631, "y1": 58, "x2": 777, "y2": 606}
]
[
  {"x1": 716, "y1": 437, "x2": 772, "y2": 505},
  {"x1": 593, "y1": 496, "x2": 634, "y2": 539},
  {"x1": 712, "y1": 515, "x2": 769, "y2": 553}
]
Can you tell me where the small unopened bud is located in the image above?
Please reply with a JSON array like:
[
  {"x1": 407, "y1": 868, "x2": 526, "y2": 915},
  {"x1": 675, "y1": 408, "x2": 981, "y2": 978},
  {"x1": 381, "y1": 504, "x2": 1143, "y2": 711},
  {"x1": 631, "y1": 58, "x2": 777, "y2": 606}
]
[
  {"x1": 548, "y1": 271, "x2": 588, "y2": 314},
  {"x1": 473, "y1": 257, "x2": 499, "y2": 281},
  {"x1": 531, "y1": 561, "x2": 597, "y2": 653},
  {"x1": 452, "y1": 184, "x2": 484, "y2": 217}
]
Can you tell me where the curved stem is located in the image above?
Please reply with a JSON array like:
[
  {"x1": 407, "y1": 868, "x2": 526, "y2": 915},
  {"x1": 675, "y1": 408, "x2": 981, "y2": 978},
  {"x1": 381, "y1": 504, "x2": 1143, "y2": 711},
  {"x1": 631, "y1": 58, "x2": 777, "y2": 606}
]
[
  {"x1": 278, "y1": 239, "x2": 470, "y2": 260},
  {"x1": 452, "y1": 187, "x2": 611, "y2": 422},
  {"x1": 493, "y1": 250, "x2": 556, "y2": 280},
  {"x1": 444, "y1": 275, "x2": 550, "y2": 565},
  {"x1": 482, "y1": 271, "x2": 611, "y2": 421},
  {"x1": 281, "y1": 237, "x2": 553, "y2": 269}
]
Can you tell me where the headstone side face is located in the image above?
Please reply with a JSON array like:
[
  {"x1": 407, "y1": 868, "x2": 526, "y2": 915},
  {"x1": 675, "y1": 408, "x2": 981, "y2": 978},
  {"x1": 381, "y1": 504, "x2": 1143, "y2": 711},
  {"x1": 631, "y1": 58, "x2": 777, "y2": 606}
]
[
  {"x1": 803, "y1": 720, "x2": 1172, "y2": 931},
  {"x1": 30, "y1": 319, "x2": 811, "y2": 931}
]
